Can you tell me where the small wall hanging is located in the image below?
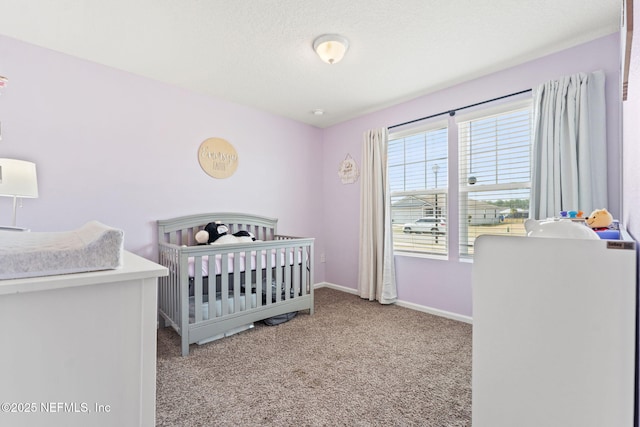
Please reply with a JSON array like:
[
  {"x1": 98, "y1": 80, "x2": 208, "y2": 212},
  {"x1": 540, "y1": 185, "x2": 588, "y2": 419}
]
[
  {"x1": 338, "y1": 153, "x2": 359, "y2": 184},
  {"x1": 198, "y1": 137, "x2": 239, "y2": 179}
]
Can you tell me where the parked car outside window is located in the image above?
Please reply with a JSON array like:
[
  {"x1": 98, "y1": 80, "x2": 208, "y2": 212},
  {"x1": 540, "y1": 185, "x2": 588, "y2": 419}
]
[{"x1": 402, "y1": 217, "x2": 446, "y2": 235}]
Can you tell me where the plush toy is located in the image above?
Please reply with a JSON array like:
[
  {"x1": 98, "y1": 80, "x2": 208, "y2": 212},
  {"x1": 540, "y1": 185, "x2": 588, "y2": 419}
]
[
  {"x1": 195, "y1": 222, "x2": 256, "y2": 245},
  {"x1": 195, "y1": 229, "x2": 210, "y2": 245},
  {"x1": 524, "y1": 218, "x2": 599, "y2": 240},
  {"x1": 585, "y1": 208, "x2": 613, "y2": 231}
]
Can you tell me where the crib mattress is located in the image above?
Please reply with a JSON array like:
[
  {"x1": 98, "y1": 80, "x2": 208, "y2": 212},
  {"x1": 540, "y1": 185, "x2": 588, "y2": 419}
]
[{"x1": 0, "y1": 221, "x2": 124, "y2": 280}]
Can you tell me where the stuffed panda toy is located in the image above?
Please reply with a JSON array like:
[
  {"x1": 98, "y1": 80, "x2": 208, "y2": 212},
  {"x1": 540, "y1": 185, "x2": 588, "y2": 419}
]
[{"x1": 195, "y1": 221, "x2": 256, "y2": 245}]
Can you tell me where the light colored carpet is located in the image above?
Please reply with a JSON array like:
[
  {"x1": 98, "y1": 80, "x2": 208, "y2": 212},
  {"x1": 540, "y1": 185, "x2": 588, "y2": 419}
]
[{"x1": 156, "y1": 287, "x2": 471, "y2": 426}]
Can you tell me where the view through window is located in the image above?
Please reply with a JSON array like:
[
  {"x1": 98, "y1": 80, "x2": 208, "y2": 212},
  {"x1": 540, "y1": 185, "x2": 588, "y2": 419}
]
[
  {"x1": 388, "y1": 99, "x2": 533, "y2": 258},
  {"x1": 389, "y1": 122, "x2": 448, "y2": 256},
  {"x1": 458, "y1": 101, "x2": 532, "y2": 256}
]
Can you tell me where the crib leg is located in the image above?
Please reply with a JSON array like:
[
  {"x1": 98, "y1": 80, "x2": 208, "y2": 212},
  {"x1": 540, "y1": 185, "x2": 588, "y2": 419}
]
[
  {"x1": 181, "y1": 335, "x2": 189, "y2": 356},
  {"x1": 158, "y1": 314, "x2": 168, "y2": 329}
]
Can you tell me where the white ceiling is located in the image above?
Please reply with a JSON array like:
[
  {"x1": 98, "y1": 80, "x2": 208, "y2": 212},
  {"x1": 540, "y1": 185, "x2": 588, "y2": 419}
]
[{"x1": 0, "y1": 0, "x2": 622, "y2": 128}]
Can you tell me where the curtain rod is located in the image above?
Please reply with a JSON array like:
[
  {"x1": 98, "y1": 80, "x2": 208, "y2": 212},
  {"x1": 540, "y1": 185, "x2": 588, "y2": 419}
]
[{"x1": 388, "y1": 88, "x2": 533, "y2": 130}]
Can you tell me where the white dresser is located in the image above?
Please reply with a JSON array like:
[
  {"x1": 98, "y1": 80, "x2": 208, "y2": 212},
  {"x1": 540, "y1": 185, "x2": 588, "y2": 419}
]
[
  {"x1": 472, "y1": 234, "x2": 636, "y2": 427},
  {"x1": 0, "y1": 251, "x2": 167, "y2": 427}
]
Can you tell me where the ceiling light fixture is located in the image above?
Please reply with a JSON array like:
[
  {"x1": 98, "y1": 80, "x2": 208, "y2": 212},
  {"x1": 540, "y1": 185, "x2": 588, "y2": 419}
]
[{"x1": 313, "y1": 34, "x2": 349, "y2": 64}]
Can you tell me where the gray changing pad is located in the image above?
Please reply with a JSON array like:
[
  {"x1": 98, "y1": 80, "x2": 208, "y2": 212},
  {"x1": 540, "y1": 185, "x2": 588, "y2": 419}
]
[{"x1": 0, "y1": 221, "x2": 124, "y2": 280}]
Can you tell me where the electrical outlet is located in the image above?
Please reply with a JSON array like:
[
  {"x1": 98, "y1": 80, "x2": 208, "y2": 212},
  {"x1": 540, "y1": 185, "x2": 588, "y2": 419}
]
[{"x1": 320, "y1": 253, "x2": 326, "y2": 263}]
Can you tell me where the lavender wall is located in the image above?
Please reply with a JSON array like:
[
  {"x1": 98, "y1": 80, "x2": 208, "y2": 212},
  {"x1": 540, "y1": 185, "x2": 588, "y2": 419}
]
[
  {"x1": 0, "y1": 35, "x2": 326, "y2": 282},
  {"x1": 322, "y1": 33, "x2": 621, "y2": 317}
]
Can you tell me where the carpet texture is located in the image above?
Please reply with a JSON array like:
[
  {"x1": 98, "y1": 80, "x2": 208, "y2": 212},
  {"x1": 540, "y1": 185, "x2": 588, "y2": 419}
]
[{"x1": 156, "y1": 287, "x2": 472, "y2": 426}]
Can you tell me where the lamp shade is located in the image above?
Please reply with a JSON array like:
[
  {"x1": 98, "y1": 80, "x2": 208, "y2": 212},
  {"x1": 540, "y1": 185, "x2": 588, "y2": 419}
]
[
  {"x1": 313, "y1": 34, "x2": 349, "y2": 64},
  {"x1": 0, "y1": 158, "x2": 38, "y2": 198}
]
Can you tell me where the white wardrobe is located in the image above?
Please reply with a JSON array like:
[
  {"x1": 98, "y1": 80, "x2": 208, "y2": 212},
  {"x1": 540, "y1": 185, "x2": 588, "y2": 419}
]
[{"x1": 472, "y1": 234, "x2": 636, "y2": 427}]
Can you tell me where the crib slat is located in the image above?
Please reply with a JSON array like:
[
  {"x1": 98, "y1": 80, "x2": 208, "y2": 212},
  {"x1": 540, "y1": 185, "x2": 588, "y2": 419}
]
[
  {"x1": 194, "y1": 255, "x2": 203, "y2": 323},
  {"x1": 265, "y1": 248, "x2": 273, "y2": 306},
  {"x1": 287, "y1": 247, "x2": 294, "y2": 300},
  {"x1": 274, "y1": 248, "x2": 282, "y2": 302},
  {"x1": 233, "y1": 249, "x2": 241, "y2": 313},
  {"x1": 244, "y1": 249, "x2": 252, "y2": 309},
  {"x1": 292, "y1": 247, "x2": 300, "y2": 298},
  {"x1": 221, "y1": 253, "x2": 229, "y2": 316},
  {"x1": 208, "y1": 255, "x2": 216, "y2": 320},
  {"x1": 255, "y1": 248, "x2": 263, "y2": 307}
]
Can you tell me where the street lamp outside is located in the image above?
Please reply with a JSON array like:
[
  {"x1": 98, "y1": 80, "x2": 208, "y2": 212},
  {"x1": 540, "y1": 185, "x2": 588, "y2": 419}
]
[{"x1": 432, "y1": 164, "x2": 440, "y2": 218}]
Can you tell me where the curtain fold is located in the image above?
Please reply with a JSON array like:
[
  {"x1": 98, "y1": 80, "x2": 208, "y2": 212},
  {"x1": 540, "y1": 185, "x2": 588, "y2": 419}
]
[
  {"x1": 530, "y1": 70, "x2": 607, "y2": 219},
  {"x1": 358, "y1": 128, "x2": 397, "y2": 304}
]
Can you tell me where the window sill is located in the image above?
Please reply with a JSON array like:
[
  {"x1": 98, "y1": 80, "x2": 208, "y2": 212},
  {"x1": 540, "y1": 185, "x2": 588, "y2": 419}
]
[{"x1": 393, "y1": 251, "x2": 448, "y2": 261}]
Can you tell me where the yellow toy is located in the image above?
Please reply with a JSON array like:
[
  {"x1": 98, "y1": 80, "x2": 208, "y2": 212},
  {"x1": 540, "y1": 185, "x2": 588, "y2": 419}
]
[{"x1": 585, "y1": 208, "x2": 613, "y2": 231}]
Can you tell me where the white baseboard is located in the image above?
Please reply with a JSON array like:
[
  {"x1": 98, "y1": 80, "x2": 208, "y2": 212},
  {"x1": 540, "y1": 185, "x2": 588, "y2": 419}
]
[
  {"x1": 395, "y1": 300, "x2": 472, "y2": 324},
  {"x1": 314, "y1": 281, "x2": 358, "y2": 295},
  {"x1": 314, "y1": 282, "x2": 472, "y2": 324}
]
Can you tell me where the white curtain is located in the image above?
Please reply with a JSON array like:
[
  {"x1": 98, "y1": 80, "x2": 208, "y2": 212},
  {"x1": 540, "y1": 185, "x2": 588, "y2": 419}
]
[
  {"x1": 358, "y1": 128, "x2": 397, "y2": 304},
  {"x1": 530, "y1": 70, "x2": 607, "y2": 219}
]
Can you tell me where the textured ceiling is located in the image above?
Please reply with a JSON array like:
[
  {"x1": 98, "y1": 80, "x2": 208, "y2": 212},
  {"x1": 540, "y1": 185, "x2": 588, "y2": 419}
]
[{"x1": 0, "y1": 0, "x2": 622, "y2": 128}]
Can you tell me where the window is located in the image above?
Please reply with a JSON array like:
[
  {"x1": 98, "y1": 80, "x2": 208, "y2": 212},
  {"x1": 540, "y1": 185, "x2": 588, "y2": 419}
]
[
  {"x1": 388, "y1": 122, "x2": 448, "y2": 256},
  {"x1": 387, "y1": 98, "x2": 533, "y2": 259},
  {"x1": 457, "y1": 100, "x2": 533, "y2": 257}
]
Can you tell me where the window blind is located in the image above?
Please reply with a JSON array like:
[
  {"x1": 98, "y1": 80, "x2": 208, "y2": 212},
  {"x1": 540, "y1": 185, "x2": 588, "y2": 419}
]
[
  {"x1": 389, "y1": 122, "x2": 448, "y2": 256},
  {"x1": 457, "y1": 101, "x2": 533, "y2": 256}
]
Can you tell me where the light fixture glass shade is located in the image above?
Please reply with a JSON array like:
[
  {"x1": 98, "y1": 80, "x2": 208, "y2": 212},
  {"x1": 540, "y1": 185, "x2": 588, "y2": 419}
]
[
  {"x1": 313, "y1": 34, "x2": 349, "y2": 64},
  {"x1": 0, "y1": 158, "x2": 39, "y2": 198}
]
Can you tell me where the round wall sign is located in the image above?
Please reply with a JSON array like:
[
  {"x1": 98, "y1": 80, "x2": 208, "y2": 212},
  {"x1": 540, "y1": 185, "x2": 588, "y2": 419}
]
[{"x1": 197, "y1": 137, "x2": 239, "y2": 179}]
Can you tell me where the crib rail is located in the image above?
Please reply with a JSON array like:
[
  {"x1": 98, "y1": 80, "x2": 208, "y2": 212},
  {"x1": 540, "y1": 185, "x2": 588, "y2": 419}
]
[{"x1": 157, "y1": 212, "x2": 278, "y2": 245}]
